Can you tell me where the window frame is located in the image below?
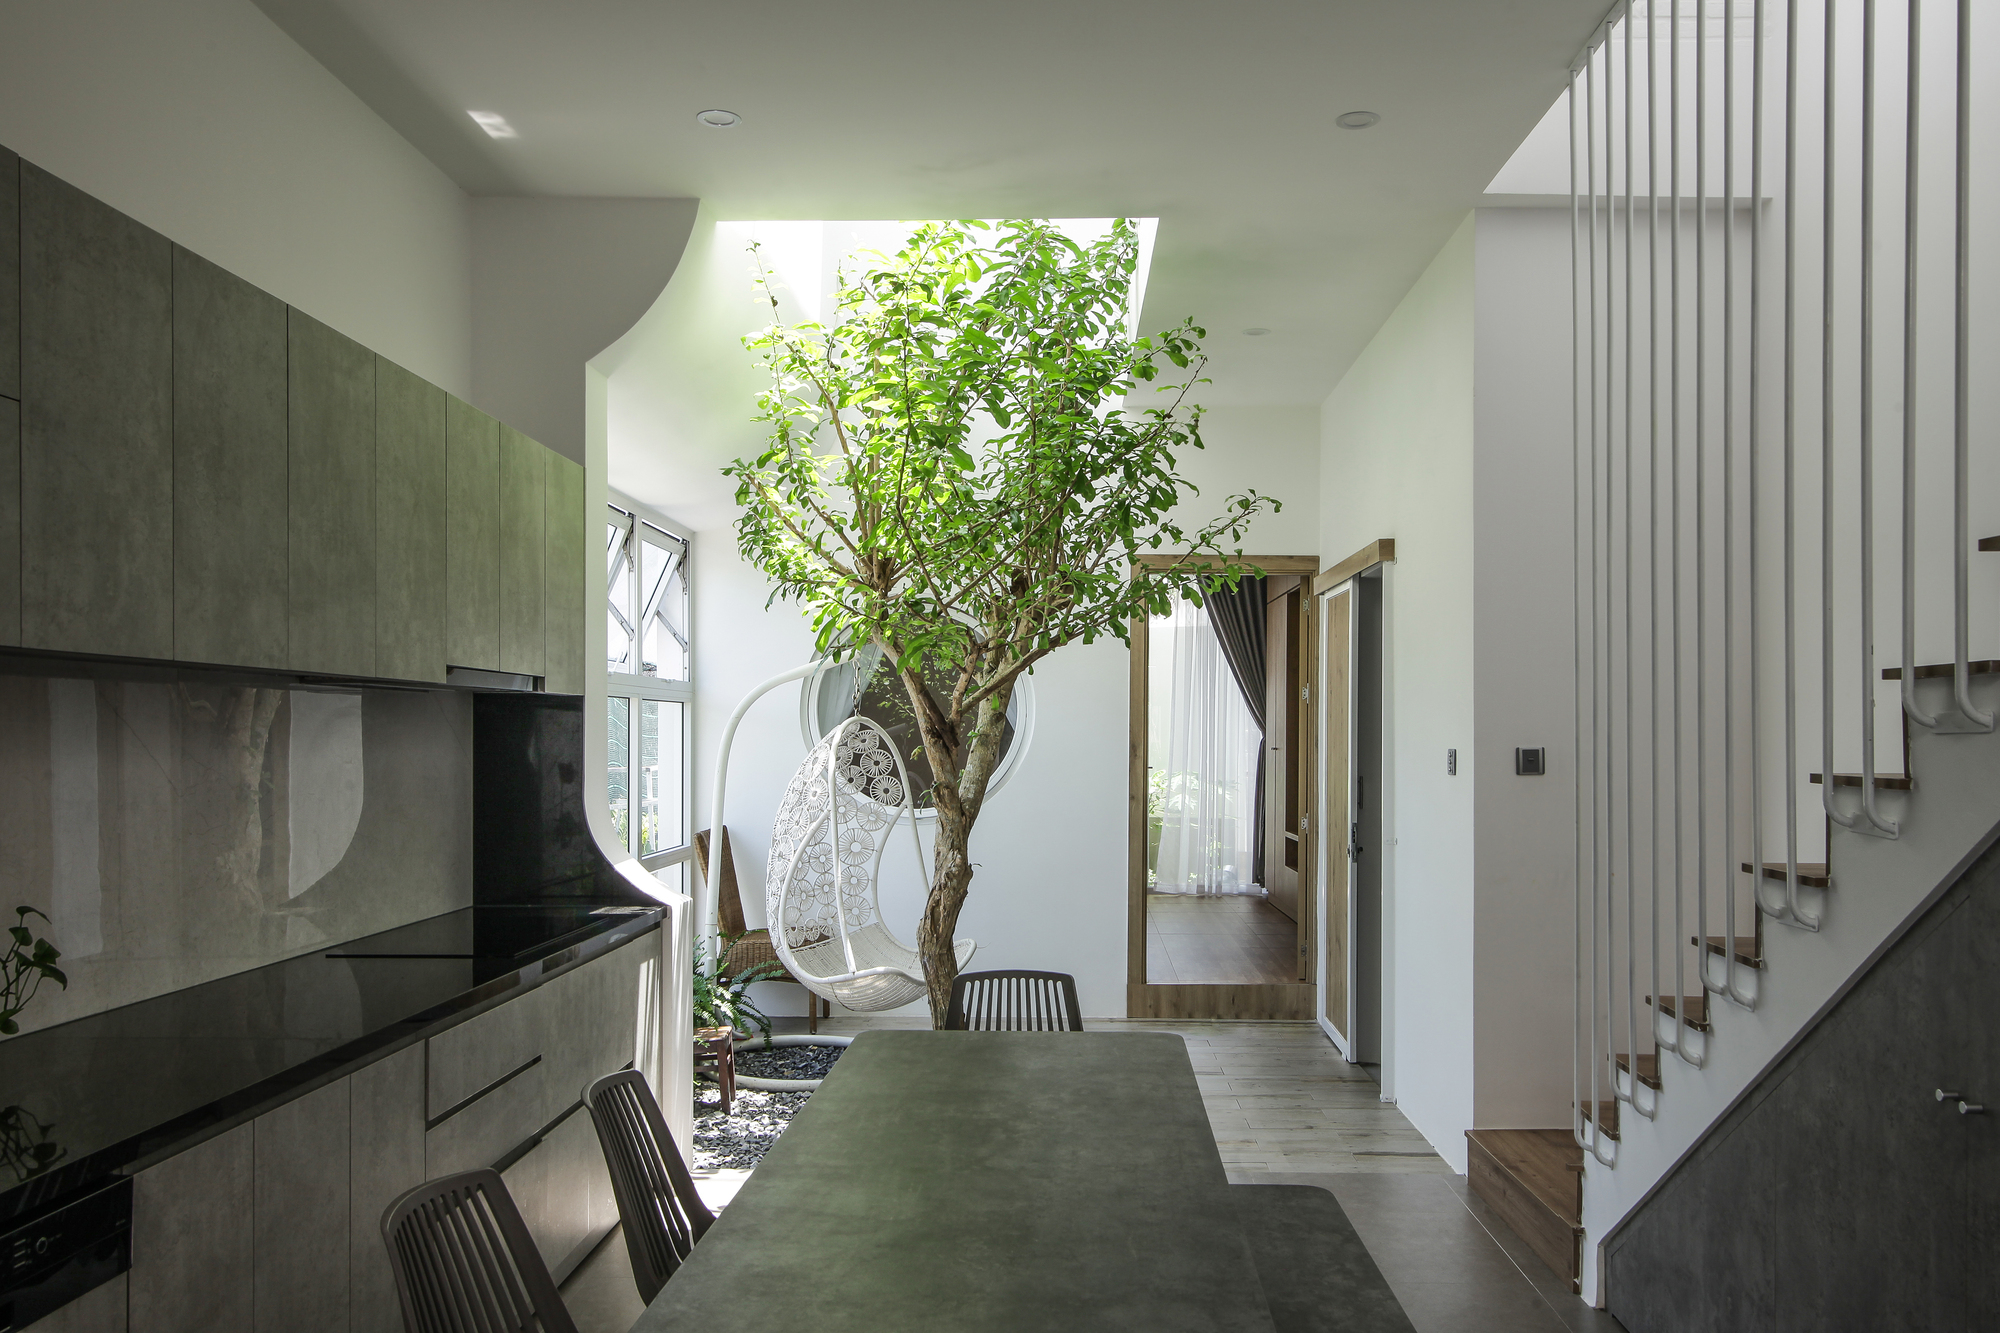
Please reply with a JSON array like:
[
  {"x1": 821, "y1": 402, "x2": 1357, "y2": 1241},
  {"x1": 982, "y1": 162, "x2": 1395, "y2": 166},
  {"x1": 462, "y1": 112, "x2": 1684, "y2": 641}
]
[{"x1": 605, "y1": 489, "x2": 694, "y2": 877}]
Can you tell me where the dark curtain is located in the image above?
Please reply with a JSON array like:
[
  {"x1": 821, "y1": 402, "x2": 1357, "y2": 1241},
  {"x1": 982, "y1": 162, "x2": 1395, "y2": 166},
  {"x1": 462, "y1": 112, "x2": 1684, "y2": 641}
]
[{"x1": 1205, "y1": 578, "x2": 1268, "y2": 885}]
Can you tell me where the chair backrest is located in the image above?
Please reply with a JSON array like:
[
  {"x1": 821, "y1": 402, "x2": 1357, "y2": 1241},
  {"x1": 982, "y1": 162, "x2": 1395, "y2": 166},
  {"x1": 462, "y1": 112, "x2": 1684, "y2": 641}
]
[
  {"x1": 583, "y1": 1069, "x2": 715, "y2": 1303},
  {"x1": 380, "y1": 1168, "x2": 577, "y2": 1333},
  {"x1": 945, "y1": 970, "x2": 1085, "y2": 1031}
]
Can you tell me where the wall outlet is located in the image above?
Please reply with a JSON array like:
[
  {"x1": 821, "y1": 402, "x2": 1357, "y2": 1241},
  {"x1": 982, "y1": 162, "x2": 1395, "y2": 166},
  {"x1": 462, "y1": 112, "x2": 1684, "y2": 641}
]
[
  {"x1": 1446, "y1": 747, "x2": 1457, "y2": 775},
  {"x1": 1516, "y1": 747, "x2": 1547, "y2": 776}
]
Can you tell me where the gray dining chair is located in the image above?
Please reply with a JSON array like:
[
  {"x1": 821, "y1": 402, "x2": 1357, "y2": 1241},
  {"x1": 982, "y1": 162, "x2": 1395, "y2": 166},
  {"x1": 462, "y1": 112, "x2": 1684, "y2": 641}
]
[
  {"x1": 380, "y1": 1168, "x2": 578, "y2": 1333},
  {"x1": 944, "y1": 969, "x2": 1085, "y2": 1031},
  {"x1": 584, "y1": 1068, "x2": 715, "y2": 1302}
]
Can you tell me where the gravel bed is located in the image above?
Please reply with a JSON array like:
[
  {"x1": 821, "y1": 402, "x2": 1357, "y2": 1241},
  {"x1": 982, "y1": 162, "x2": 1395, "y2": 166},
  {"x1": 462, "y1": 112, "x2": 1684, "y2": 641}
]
[
  {"x1": 735, "y1": 1043, "x2": 845, "y2": 1081},
  {"x1": 692, "y1": 1083, "x2": 812, "y2": 1171}
]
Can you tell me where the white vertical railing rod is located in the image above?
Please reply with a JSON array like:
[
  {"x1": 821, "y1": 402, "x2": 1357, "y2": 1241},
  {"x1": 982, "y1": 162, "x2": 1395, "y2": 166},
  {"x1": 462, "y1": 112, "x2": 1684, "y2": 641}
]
[
  {"x1": 1781, "y1": 0, "x2": 1821, "y2": 927},
  {"x1": 1587, "y1": 47, "x2": 1617, "y2": 1162},
  {"x1": 1857, "y1": 0, "x2": 1902, "y2": 836},
  {"x1": 1749, "y1": 0, "x2": 1780, "y2": 927},
  {"x1": 1722, "y1": 0, "x2": 1756, "y2": 1001},
  {"x1": 1647, "y1": 0, "x2": 1666, "y2": 1065},
  {"x1": 1571, "y1": 65, "x2": 1596, "y2": 1156},
  {"x1": 1623, "y1": 0, "x2": 1650, "y2": 1115},
  {"x1": 1900, "y1": 0, "x2": 1939, "y2": 731},
  {"x1": 1669, "y1": 0, "x2": 1702, "y2": 1064},
  {"x1": 1822, "y1": 0, "x2": 1863, "y2": 830},
  {"x1": 1951, "y1": 0, "x2": 1993, "y2": 731},
  {"x1": 1695, "y1": 0, "x2": 1717, "y2": 999}
]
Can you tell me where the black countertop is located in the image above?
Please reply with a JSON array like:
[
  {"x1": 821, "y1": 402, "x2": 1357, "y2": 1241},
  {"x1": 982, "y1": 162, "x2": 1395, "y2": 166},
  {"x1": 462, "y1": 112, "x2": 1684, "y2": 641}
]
[{"x1": 0, "y1": 902, "x2": 665, "y2": 1225}]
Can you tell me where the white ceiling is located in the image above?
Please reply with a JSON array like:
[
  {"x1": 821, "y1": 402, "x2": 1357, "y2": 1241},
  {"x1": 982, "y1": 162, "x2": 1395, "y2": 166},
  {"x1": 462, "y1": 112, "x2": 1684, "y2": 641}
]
[{"x1": 254, "y1": 0, "x2": 1598, "y2": 407}]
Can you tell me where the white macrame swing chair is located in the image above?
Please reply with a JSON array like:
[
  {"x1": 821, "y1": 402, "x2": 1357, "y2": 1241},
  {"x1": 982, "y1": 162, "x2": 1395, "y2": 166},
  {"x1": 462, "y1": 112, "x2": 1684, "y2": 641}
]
[
  {"x1": 704, "y1": 658, "x2": 972, "y2": 1014},
  {"x1": 764, "y1": 715, "x2": 973, "y2": 1012}
]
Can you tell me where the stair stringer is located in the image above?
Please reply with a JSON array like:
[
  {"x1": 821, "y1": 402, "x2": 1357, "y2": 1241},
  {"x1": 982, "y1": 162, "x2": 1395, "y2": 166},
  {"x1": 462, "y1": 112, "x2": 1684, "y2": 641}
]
[{"x1": 1577, "y1": 676, "x2": 2000, "y2": 1304}]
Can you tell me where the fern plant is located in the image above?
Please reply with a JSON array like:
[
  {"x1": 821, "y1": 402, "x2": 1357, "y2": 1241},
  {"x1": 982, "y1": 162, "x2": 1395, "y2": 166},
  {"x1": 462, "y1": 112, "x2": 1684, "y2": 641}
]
[{"x1": 692, "y1": 933, "x2": 785, "y2": 1038}]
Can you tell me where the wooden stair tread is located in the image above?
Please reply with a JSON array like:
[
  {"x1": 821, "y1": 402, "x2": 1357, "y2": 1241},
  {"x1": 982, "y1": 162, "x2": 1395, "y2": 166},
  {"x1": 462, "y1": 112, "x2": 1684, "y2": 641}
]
[
  {"x1": 1978, "y1": 535, "x2": 1999, "y2": 552},
  {"x1": 1615, "y1": 1052, "x2": 1662, "y2": 1090},
  {"x1": 1810, "y1": 771, "x2": 1913, "y2": 791},
  {"x1": 1466, "y1": 1130, "x2": 1583, "y2": 1288},
  {"x1": 1648, "y1": 993, "x2": 1710, "y2": 1031},
  {"x1": 1881, "y1": 660, "x2": 2000, "y2": 681},
  {"x1": 1740, "y1": 861, "x2": 1832, "y2": 888},
  {"x1": 1695, "y1": 935, "x2": 1764, "y2": 968},
  {"x1": 1589, "y1": 1100, "x2": 1620, "y2": 1141}
]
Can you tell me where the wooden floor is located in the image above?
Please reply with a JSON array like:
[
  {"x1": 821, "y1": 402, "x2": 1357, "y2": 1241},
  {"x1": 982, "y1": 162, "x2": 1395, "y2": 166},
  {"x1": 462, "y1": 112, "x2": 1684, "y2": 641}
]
[{"x1": 1146, "y1": 892, "x2": 1298, "y2": 984}]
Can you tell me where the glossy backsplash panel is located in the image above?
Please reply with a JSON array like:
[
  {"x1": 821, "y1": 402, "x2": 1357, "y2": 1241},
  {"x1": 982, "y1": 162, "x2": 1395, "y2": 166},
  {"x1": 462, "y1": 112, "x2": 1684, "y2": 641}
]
[{"x1": 0, "y1": 659, "x2": 472, "y2": 1035}]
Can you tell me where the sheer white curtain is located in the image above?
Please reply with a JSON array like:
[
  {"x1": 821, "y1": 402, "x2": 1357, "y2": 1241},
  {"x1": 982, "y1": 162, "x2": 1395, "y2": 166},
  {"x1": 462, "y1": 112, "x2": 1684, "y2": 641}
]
[{"x1": 1148, "y1": 596, "x2": 1263, "y2": 895}]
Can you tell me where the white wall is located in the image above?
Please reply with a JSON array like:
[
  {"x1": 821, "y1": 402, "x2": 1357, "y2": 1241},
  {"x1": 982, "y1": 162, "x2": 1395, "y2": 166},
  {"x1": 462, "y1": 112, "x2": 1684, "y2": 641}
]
[
  {"x1": 0, "y1": 0, "x2": 473, "y2": 393},
  {"x1": 1318, "y1": 214, "x2": 1479, "y2": 1169},
  {"x1": 1470, "y1": 208, "x2": 1583, "y2": 1130}
]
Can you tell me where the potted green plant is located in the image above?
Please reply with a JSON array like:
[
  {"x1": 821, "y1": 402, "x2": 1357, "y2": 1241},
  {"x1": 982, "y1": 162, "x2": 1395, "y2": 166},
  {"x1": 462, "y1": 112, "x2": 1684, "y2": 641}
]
[
  {"x1": 0, "y1": 908, "x2": 65, "y2": 1037},
  {"x1": 728, "y1": 219, "x2": 1274, "y2": 1024}
]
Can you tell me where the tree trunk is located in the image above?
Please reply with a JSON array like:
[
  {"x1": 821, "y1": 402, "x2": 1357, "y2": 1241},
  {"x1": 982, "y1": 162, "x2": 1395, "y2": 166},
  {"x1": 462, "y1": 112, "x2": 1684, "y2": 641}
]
[{"x1": 908, "y1": 683, "x2": 1014, "y2": 1027}]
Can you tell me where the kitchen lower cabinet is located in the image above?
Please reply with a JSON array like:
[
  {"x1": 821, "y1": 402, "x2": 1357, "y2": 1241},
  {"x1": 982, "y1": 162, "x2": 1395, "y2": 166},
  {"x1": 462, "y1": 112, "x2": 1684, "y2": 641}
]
[
  {"x1": 129, "y1": 1122, "x2": 254, "y2": 1333},
  {"x1": 349, "y1": 1045, "x2": 426, "y2": 1333},
  {"x1": 253, "y1": 1080, "x2": 350, "y2": 1333},
  {"x1": 1, "y1": 146, "x2": 17, "y2": 402}
]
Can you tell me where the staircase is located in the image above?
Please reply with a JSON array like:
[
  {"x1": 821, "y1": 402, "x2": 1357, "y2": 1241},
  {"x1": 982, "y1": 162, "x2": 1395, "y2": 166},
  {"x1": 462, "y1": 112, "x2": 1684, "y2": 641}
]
[{"x1": 1542, "y1": 0, "x2": 1999, "y2": 1310}]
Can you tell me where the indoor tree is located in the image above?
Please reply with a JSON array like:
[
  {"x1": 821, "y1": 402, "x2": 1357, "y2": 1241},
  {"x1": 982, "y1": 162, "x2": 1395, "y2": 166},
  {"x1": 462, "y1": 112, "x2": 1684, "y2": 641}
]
[{"x1": 726, "y1": 218, "x2": 1276, "y2": 1025}]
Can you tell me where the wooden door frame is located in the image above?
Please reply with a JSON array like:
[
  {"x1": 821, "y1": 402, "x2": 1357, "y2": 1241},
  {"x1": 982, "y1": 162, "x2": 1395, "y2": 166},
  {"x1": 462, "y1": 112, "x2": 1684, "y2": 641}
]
[
  {"x1": 1308, "y1": 539, "x2": 1395, "y2": 1054},
  {"x1": 1127, "y1": 554, "x2": 1321, "y2": 1020}
]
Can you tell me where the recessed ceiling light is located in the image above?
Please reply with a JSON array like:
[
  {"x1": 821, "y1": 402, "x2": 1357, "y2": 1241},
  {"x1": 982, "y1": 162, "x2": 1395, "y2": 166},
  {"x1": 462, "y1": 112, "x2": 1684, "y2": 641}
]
[
  {"x1": 1336, "y1": 110, "x2": 1381, "y2": 130},
  {"x1": 467, "y1": 111, "x2": 518, "y2": 139},
  {"x1": 696, "y1": 109, "x2": 742, "y2": 129},
  {"x1": 1243, "y1": 327, "x2": 1272, "y2": 337}
]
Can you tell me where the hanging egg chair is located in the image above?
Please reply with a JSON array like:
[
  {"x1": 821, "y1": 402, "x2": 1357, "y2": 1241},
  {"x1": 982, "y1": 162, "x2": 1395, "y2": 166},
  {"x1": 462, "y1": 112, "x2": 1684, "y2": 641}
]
[{"x1": 764, "y1": 716, "x2": 973, "y2": 1012}]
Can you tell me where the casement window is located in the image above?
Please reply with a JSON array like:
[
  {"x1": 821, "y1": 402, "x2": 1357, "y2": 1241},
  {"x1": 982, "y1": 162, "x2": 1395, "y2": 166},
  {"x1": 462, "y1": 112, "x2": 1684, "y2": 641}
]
[{"x1": 605, "y1": 496, "x2": 692, "y2": 887}]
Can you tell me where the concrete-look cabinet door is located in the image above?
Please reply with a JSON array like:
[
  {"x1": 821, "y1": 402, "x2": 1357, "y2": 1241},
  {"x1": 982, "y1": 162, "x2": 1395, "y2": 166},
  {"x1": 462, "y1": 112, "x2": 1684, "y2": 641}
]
[
  {"x1": 130, "y1": 1121, "x2": 253, "y2": 1333},
  {"x1": 350, "y1": 1044, "x2": 426, "y2": 1333},
  {"x1": 0, "y1": 397, "x2": 17, "y2": 647},
  {"x1": 443, "y1": 395, "x2": 500, "y2": 671},
  {"x1": 18, "y1": 164, "x2": 173, "y2": 660},
  {"x1": 172, "y1": 247, "x2": 288, "y2": 671},
  {"x1": 498, "y1": 426, "x2": 546, "y2": 678},
  {"x1": 289, "y1": 309, "x2": 376, "y2": 677},
  {"x1": 253, "y1": 1078, "x2": 351, "y2": 1333},
  {"x1": 25, "y1": 1272, "x2": 127, "y2": 1333},
  {"x1": 1, "y1": 146, "x2": 17, "y2": 401},
  {"x1": 543, "y1": 451, "x2": 587, "y2": 695},
  {"x1": 376, "y1": 359, "x2": 446, "y2": 683}
]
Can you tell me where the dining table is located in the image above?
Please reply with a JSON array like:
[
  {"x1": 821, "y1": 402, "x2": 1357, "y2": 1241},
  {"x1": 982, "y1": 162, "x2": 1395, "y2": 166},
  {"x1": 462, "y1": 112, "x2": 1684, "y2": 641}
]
[{"x1": 636, "y1": 1028, "x2": 1279, "y2": 1331}]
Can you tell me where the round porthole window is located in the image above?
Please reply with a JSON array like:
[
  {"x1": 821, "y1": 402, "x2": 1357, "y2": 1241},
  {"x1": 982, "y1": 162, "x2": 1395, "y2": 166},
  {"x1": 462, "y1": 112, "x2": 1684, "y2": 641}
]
[{"x1": 800, "y1": 648, "x2": 1034, "y2": 814}]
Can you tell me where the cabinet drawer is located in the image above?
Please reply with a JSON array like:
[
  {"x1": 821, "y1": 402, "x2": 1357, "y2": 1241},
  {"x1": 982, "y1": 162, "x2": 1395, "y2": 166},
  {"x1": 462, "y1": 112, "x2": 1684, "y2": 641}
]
[
  {"x1": 425, "y1": 986, "x2": 545, "y2": 1118},
  {"x1": 425, "y1": 1055, "x2": 548, "y2": 1179}
]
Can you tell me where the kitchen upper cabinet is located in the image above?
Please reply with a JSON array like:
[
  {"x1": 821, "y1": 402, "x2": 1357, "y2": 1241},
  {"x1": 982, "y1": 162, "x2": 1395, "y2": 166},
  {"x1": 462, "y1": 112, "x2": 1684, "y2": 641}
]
[
  {"x1": 173, "y1": 247, "x2": 288, "y2": 671},
  {"x1": 289, "y1": 309, "x2": 377, "y2": 677},
  {"x1": 1, "y1": 146, "x2": 18, "y2": 401},
  {"x1": 444, "y1": 396, "x2": 500, "y2": 671},
  {"x1": 498, "y1": 425, "x2": 546, "y2": 678},
  {"x1": 0, "y1": 398, "x2": 17, "y2": 648},
  {"x1": 544, "y1": 452, "x2": 586, "y2": 695},
  {"x1": 18, "y1": 163, "x2": 173, "y2": 660},
  {"x1": 377, "y1": 358, "x2": 446, "y2": 683}
]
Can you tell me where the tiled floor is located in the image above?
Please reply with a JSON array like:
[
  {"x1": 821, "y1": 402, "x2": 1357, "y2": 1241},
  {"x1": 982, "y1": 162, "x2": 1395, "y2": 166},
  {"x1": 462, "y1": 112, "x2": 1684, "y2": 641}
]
[
  {"x1": 1147, "y1": 891, "x2": 1299, "y2": 983},
  {"x1": 564, "y1": 1016, "x2": 1625, "y2": 1333}
]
